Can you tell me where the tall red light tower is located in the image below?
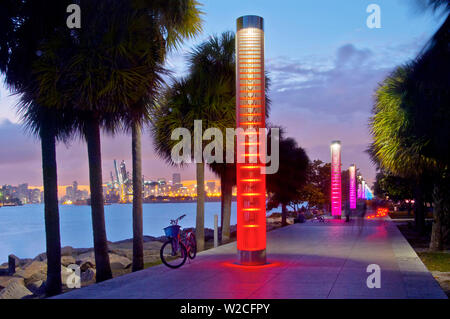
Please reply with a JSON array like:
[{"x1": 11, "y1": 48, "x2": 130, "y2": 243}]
[
  {"x1": 330, "y1": 141, "x2": 342, "y2": 217},
  {"x1": 236, "y1": 15, "x2": 266, "y2": 265}
]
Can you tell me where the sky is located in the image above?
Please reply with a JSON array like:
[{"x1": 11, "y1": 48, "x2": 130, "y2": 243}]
[{"x1": 0, "y1": 0, "x2": 446, "y2": 187}]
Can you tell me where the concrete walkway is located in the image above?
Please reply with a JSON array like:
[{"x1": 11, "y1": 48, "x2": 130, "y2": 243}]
[{"x1": 55, "y1": 218, "x2": 447, "y2": 299}]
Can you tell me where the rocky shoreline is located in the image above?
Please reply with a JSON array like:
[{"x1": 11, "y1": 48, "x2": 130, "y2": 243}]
[
  {"x1": 0, "y1": 225, "x2": 239, "y2": 299},
  {"x1": 0, "y1": 215, "x2": 290, "y2": 299}
]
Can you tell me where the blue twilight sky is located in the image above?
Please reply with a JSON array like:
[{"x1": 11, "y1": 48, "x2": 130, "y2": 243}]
[{"x1": 0, "y1": 0, "x2": 447, "y2": 187}]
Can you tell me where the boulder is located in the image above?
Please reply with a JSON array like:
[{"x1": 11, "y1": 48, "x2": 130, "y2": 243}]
[
  {"x1": 76, "y1": 251, "x2": 96, "y2": 271},
  {"x1": 61, "y1": 246, "x2": 74, "y2": 256},
  {"x1": 26, "y1": 280, "x2": 46, "y2": 296},
  {"x1": 61, "y1": 256, "x2": 76, "y2": 267},
  {"x1": 61, "y1": 266, "x2": 75, "y2": 286},
  {"x1": 72, "y1": 248, "x2": 91, "y2": 255},
  {"x1": 0, "y1": 280, "x2": 33, "y2": 299},
  {"x1": 0, "y1": 276, "x2": 24, "y2": 289},
  {"x1": 33, "y1": 252, "x2": 47, "y2": 262},
  {"x1": 76, "y1": 251, "x2": 94, "y2": 263},
  {"x1": 14, "y1": 261, "x2": 47, "y2": 283},
  {"x1": 81, "y1": 268, "x2": 96, "y2": 284},
  {"x1": 80, "y1": 261, "x2": 95, "y2": 272},
  {"x1": 109, "y1": 254, "x2": 131, "y2": 270}
]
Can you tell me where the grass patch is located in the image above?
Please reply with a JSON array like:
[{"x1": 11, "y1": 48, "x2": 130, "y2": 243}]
[
  {"x1": 418, "y1": 252, "x2": 450, "y2": 272},
  {"x1": 144, "y1": 260, "x2": 163, "y2": 269}
]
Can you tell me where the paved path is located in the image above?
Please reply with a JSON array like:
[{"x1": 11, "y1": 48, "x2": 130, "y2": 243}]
[{"x1": 55, "y1": 218, "x2": 447, "y2": 299}]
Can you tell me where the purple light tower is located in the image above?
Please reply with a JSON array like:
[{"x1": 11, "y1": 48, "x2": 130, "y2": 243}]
[{"x1": 349, "y1": 164, "x2": 356, "y2": 209}]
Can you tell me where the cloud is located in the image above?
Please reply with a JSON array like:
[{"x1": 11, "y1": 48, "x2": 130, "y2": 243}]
[{"x1": 264, "y1": 42, "x2": 418, "y2": 184}]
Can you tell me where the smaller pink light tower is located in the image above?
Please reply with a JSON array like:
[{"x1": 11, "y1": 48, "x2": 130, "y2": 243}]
[
  {"x1": 349, "y1": 164, "x2": 356, "y2": 209},
  {"x1": 330, "y1": 141, "x2": 342, "y2": 217},
  {"x1": 357, "y1": 183, "x2": 362, "y2": 199},
  {"x1": 361, "y1": 180, "x2": 366, "y2": 200}
]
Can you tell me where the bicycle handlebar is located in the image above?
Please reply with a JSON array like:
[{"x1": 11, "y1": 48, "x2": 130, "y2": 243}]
[{"x1": 170, "y1": 214, "x2": 186, "y2": 225}]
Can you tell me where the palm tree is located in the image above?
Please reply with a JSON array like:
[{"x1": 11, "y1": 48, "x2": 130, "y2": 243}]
[
  {"x1": 371, "y1": 56, "x2": 449, "y2": 249},
  {"x1": 189, "y1": 32, "x2": 272, "y2": 243},
  {"x1": 152, "y1": 78, "x2": 210, "y2": 251},
  {"x1": 266, "y1": 132, "x2": 309, "y2": 226},
  {"x1": 32, "y1": 0, "x2": 197, "y2": 279},
  {"x1": 402, "y1": 13, "x2": 450, "y2": 250},
  {"x1": 124, "y1": 0, "x2": 202, "y2": 271},
  {"x1": 369, "y1": 65, "x2": 433, "y2": 233},
  {"x1": 189, "y1": 32, "x2": 236, "y2": 244},
  {"x1": 0, "y1": 0, "x2": 74, "y2": 296},
  {"x1": 153, "y1": 32, "x2": 271, "y2": 250}
]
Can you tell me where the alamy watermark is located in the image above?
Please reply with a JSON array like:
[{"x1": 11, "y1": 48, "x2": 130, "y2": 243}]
[
  {"x1": 366, "y1": 264, "x2": 381, "y2": 288},
  {"x1": 66, "y1": 4, "x2": 81, "y2": 29},
  {"x1": 171, "y1": 121, "x2": 280, "y2": 175},
  {"x1": 366, "y1": 4, "x2": 381, "y2": 29}
]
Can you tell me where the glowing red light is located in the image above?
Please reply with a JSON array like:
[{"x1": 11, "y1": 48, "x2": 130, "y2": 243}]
[{"x1": 236, "y1": 16, "x2": 266, "y2": 265}]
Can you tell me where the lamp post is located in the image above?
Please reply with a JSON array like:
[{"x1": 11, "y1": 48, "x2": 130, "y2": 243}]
[
  {"x1": 362, "y1": 180, "x2": 366, "y2": 200},
  {"x1": 330, "y1": 141, "x2": 342, "y2": 217},
  {"x1": 349, "y1": 164, "x2": 356, "y2": 209},
  {"x1": 236, "y1": 15, "x2": 266, "y2": 265}
]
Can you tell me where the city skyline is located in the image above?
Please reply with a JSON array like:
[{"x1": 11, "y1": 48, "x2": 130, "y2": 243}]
[{"x1": 0, "y1": 1, "x2": 446, "y2": 187}]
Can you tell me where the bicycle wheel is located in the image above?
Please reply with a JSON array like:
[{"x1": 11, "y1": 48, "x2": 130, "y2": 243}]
[
  {"x1": 160, "y1": 239, "x2": 187, "y2": 269},
  {"x1": 187, "y1": 233, "x2": 197, "y2": 259}
]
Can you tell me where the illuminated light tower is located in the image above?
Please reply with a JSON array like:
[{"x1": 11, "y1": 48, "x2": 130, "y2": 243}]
[
  {"x1": 349, "y1": 164, "x2": 357, "y2": 209},
  {"x1": 330, "y1": 141, "x2": 342, "y2": 217},
  {"x1": 357, "y1": 175, "x2": 364, "y2": 199},
  {"x1": 236, "y1": 15, "x2": 266, "y2": 265},
  {"x1": 361, "y1": 180, "x2": 366, "y2": 200},
  {"x1": 357, "y1": 183, "x2": 362, "y2": 199}
]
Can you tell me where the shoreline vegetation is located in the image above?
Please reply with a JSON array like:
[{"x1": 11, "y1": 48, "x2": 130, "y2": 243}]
[{"x1": 0, "y1": 214, "x2": 292, "y2": 299}]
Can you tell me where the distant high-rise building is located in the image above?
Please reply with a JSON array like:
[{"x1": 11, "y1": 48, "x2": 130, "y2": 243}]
[
  {"x1": 120, "y1": 161, "x2": 128, "y2": 183},
  {"x1": 207, "y1": 181, "x2": 216, "y2": 193},
  {"x1": 172, "y1": 173, "x2": 181, "y2": 184},
  {"x1": 30, "y1": 188, "x2": 41, "y2": 203},
  {"x1": 66, "y1": 186, "x2": 74, "y2": 200}
]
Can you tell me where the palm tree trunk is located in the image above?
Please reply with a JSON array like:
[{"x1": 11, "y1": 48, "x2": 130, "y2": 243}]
[
  {"x1": 132, "y1": 121, "x2": 144, "y2": 271},
  {"x1": 196, "y1": 162, "x2": 205, "y2": 251},
  {"x1": 219, "y1": 172, "x2": 225, "y2": 244},
  {"x1": 40, "y1": 123, "x2": 62, "y2": 297},
  {"x1": 85, "y1": 117, "x2": 112, "y2": 282},
  {"x1": 414, "y1": 184, "x2": 425, "y2": 234},
  {"x1": 281, "y1": 204, "x2": 288, "y2": 226},
  {"x1": 430, "y1": 176, "x2": 450, "y2": 251},
  {"x1": 221, "y1": 167, "x2": 233, "y2": 242}
]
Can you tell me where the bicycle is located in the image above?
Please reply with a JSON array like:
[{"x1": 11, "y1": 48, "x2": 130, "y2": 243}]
[
  {"x1": 310, "y1": 211, "x2": 328, "y2": 223},
  {"x1": 160, "y1": 214, "x2": 197, "y2": 269}
]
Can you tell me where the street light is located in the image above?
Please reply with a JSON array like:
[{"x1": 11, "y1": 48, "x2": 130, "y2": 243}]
[
  {"x1": 349, "y1": 164, "x2": 356, "y2": 209},
  {"x1": 236, "y1": 15, "x2": 266, "y2": 266},
  {"x1": 330, "y1": 141, "x2": 342, "y2": 217}
]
